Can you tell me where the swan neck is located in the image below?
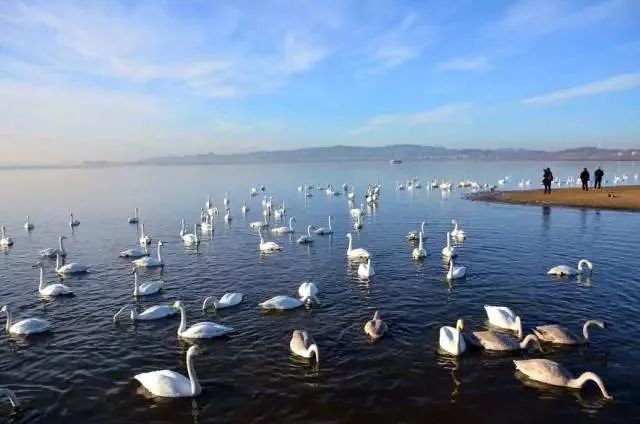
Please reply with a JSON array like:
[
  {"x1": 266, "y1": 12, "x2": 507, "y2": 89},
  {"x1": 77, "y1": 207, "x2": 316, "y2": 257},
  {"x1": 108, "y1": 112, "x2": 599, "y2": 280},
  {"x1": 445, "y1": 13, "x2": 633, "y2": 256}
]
[
  {"x1": 56, "y1": 254, "x2": 61, "y2": 270},
  {"x1": 186, "y1": 348, "x2": 201, "y2": 396},
  {"x1": 157, "y1": 243, "x2": 163, "y2": 261},
  {"x1": 38, "y1": 267, "x2": 45, "y2": 291},
  {"x1": 418, "y1": 233, "x2": 423, "y2": 250},
  {"x1": 570, "y1": 372, "x2": 613, "y2": 399},
  {"x1": 583, "y1": 320, "x2": 603, "y2": 341},
  {"x1": 519, "y1": 334, "x2": 541, "y2": 351},
  {"x1": 0, "y1": 389, "x2": 19, "y2": 408},
  {"x1": 3, "y1": 307, "x2": 11, "y2": 331},
  {"x1": 328, "y1": 216, "x2": 332, "y2": 230},
  {"x1": 133, "y1": 272, "x2": 139, "y2": 296},
  {"x1": 178, "y1": 304, "x2": 187, "y2": 335},
  {"x1": 309, "y1": 344, "x2": 319, "y2": 364},
  {"x1": 347, "y1": 234, "x2": 352, "y2": 252},
  {"x1": 113, "y1": 305, "x2": 130, "y2": 322},
  {"x1": 59, "y1": 236, "x2": 64, "y2": 251}
]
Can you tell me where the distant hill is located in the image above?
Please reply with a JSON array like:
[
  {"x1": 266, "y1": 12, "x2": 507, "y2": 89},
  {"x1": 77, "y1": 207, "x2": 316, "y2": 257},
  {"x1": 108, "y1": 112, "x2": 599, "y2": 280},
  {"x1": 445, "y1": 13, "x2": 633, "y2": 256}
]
[{"x1": 126, "y1": 145, "x2": 639, "y2": 166}]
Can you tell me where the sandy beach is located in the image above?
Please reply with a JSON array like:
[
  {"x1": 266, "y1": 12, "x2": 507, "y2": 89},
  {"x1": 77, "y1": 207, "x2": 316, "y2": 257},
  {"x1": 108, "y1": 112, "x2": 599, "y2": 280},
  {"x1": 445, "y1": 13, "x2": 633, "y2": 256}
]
[{"x1": 466, "y1": 185, "x2": 640, "y2": 212}]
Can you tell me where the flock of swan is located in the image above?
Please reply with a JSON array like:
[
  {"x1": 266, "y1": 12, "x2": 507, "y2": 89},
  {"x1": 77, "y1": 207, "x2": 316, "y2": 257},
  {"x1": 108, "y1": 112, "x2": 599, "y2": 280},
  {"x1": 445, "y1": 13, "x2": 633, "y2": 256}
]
[{"x1": 0, "y1": 182, "x2": 612, "y2": 410}]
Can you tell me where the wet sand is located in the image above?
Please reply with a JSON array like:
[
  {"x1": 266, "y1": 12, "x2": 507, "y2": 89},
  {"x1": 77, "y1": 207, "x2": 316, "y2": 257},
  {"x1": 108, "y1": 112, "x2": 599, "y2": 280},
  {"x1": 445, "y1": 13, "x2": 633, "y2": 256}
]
[{"x1": 466, "y1": 185, "x2": 640, "y2": 212}]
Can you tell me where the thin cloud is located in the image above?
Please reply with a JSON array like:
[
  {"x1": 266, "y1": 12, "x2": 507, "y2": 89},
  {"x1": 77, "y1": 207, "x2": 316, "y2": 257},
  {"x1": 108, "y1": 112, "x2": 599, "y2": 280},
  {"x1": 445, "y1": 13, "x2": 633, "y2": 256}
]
[
  {"x1": 352, "y1": 103, "x2": 470, "y2": 134},
  {"x1": 278, "y1": 34, "x2": 328, "y2": 74},
  {"x1": 437, "y1": 56, "x2": 491, "y2": 71},
  {"x1": 521, "y1": 73, "x2": 640, "y2": 105},
  {"x1": 366, "y1": 13, "x2": 430, "y2": 70}
]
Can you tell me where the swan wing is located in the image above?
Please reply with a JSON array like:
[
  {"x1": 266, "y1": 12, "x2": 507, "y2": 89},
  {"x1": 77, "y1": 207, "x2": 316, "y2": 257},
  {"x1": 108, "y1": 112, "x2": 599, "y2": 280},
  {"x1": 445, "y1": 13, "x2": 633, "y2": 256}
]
[
  {"x1": 513, "y1": 359, "x2": 570, "y2": 386},
  {"x1": 485, "y1": 305, "x2": 515, "y2": 327},
  {"x1": 439, "y1": 326, "x2": 463, "y2": 355},
  {"x1": 182, "y1": 322, "x2": 233, "y2": 338},
  {"x1": 140, "y1": 281, "x2": 163, "y2": 294},
  {"x1": 138, "y1": 305, "x2": 176, "y2": 320},
  {"x1": 259, "y1": 295, "x2": 302, "y2": 310},
  {"x1": 134, "y1": 370, "x2": 192, "y2": 397},
  {"x1": 533, "y1": 325, "x2": 578, "y2": 344},
  {"x1": 473, "y1": 331, "x2": 515, "y2": 351},
  {"x1": 41, "y1": 284, "x2": 73, "y2": 296},
  {"x1": 10, "y1": 318, "x2": 50, "y2": 335},
  {"x1": 547, "y1": 265, "x2": 576, "y2": 276},
  {"x1": 219, "y1": 293, "x2": 243, "y2": 307},
  {"x1": 364, "y1": 319, "x2": 386, "y2": 338}
]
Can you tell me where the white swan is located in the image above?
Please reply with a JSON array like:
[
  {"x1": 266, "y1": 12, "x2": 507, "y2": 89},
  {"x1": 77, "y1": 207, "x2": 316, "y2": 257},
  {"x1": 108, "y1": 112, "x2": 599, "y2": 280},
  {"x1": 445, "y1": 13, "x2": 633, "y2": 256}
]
[
  {"x1": 298, "y1": 281, "x2": 318, "y2": 299},
  {"x1": 182, "y1": 223, "x2": 199, "y2": 245},
  {"x1": 469, "y1": 331, "x2": 542, "y2": 352},
  {"x1": 202, "y1": 293, "x2": 244, "y2": 310},
  {"x1": 350, "y1": 203, "x2": 364, "y2": 218},
  {"x1": 407, "y1": 222, "x2": 426, "y2": 241},
  {"x1": 0, "y1": 388, "x2": 19, "y2": 410},
  {"x1": 259, "y1": 293, "x2": 316, "y2": 310},
  {"x1": 250, "y1": 214, "x2": 269, "y2": 229},
  {"x1": 139, "y1": 223, "x2": 151, "y2": 246},
  {"x1": 56, "y1": 252, "x2": 89, "y2": 275},
  {"x1": 353, "y1": 215, "x2": 363, "y2": 230},
  {"x1": 24, "y1": 215, "x2": 34, "y2": 231},
  {"x1": 272, "y1": 217, "x2": 296, "y2": 234},
  {"x1": 174, "y1": 300, "x2": 233, "y2": 339},
  {"x1": 297, "y1": 225, "x2": 314, "y2": 244},
  {"x1": 364, "y1": 311, "x2": 387, "y2": 340},
  {"x1": 1, "y1": 305, "x2": 50, "y2": 335},
  {"x1": 290, "y1": 330, "x2": 319, "y2": 363},
  {"x1": 223, "y1": 192, "x2": 230, "y2": 208},
  {"x1": 358, "y1": 258, "x2": 375, "y2": 278},
  {"x1": 412, "y1": 232, "x2": 426, "y2": 259},
  {"x1": 0, "y1": 226, "x2": 13, "y2": 247},
  {"x1": 346, "y1": 233, "x2": 370, "y2": 260},
  {"x1": 205, "y1": 194, "x2": 213, "y2": 211},
  {"x1": 259, "y1": 230, "x2": 282, "y2": 252},
  {"x1": 69, "y1": 213, "x2": 80, "y2": 227},
  {"x1": 113, "y1": 304, "x2": 177, "y2": 321},
  {"x1": 35, "y1": 263, "x2": 73, "y2": 296},
  {"x1": 514, "y1": 359, "x2": 613, "y2": 399},
  {"x1": 131, "y1": 269, "x2": 163, "y2": 296},
  {"x1": 484, "y1": 305, "x2": 523, "y2": 339},
  {"x1": 224, "y1": 208, "x2": 232, "y2": 223},
  {"x1": 315, "y1": 216, "x2": 333, "y2": 235},
  {"x1": 179, "y1": 219, "x2": 186, "y2": 237},
  {"x1": 547, "y1": 259, "x2": 593, "y2": 277},
  {"x1": 533, "y1": 320, "x2": 606, "y2": 345},
  {"x1": 274, "y1": 201, "x2": 286, "y2": 219},
  {"x1": 446, "y1": 257, "x2": 466, "y2": 280},
  {"x1": 128, "y1": 208, "x2": 139, "y2": 224},
  {"x1": 134, "y1": 345, "x2": 202, "y2": 398},
  {"x1": 450, "y1": 220, "x2": 466, "y2": 240},
  {"x1": 439, "y1": 319, "x2": 466, "y2": 356},
  {"x1": 40, "y1": 236, "x2": 66, "y2": 258},
  {"x1": 132, "y1": 240, "x2": 164, "y2": 268},
  {"x1": 200, "y1": 215, "x2": 213, "y2": 232},
  {"x1": 241, "y1": 201, "x2": 249, "y2": 214},
  {"x1": 441, "y1": 232, "x2": 457, "y2": 258}
]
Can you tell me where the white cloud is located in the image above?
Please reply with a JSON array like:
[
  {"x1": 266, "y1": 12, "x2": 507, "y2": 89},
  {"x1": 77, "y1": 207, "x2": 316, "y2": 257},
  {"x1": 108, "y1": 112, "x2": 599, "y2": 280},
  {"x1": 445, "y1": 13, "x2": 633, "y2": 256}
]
[
  {"x1": 278, "y1": 34, "x2": 328, "y2": 74},
  {"x1": 437, "y1": 56, "x2": 491, "y2": 71},
  {"x1": 521, "y1": 73, "x2": 640, "y2": 105},
  {"x1": 352, "y1": 103, "x2": 470, "y2": 134},
  {"x1": 365, "y1": 13, "x2": 430, "y2": 70}
]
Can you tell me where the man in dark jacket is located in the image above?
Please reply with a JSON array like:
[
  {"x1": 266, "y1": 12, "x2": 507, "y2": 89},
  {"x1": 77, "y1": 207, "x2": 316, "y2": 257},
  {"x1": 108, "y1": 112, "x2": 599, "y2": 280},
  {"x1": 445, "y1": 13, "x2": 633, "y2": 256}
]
[
  {"x1": 580, "y1": 168, "x2": 590, "y2": 191},
  {"x1": 594, "y1": 167, "x2": 604, "y2": 189}
]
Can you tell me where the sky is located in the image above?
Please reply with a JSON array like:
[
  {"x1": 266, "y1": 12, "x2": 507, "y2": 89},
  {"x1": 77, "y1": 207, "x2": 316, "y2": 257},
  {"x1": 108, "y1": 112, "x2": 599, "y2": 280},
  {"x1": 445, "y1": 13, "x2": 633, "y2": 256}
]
[{"x1": 0, "y1": 0, "x2": 639, "y2": 164}]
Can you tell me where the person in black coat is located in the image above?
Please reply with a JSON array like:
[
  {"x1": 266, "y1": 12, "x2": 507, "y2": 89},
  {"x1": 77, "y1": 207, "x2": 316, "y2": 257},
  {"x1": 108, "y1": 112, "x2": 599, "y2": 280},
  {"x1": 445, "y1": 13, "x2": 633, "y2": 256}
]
[
  {"x1": 580, "y1": 168, "x2": 590, "y2": 191},
  {"x1": 594, "y1": 167, "x2": 604, "y2": 189},
  {"x1": 542, "y1": 168, "x2": 553, "y2": 194}
]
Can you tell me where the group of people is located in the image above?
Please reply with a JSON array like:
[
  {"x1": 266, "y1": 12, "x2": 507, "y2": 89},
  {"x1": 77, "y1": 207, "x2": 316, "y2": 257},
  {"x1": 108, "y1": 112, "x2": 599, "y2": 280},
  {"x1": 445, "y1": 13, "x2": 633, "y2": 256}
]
[{"x1": 541, "y1": 167, "x2": 604, "y2": 194}]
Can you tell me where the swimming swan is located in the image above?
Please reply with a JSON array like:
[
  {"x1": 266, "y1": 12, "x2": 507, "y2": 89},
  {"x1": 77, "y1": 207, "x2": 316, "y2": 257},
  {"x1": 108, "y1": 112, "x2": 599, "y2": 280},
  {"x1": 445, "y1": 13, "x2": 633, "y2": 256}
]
[
  {"x1": 119, "y1": 245, "x2": 148, "y2": 258},
  {"x1": 40, "y1": 236, "x2": 66, "y2": 258},
  {"x1": 113, "y1": 304, "x2": 177, "y2": 321},
  {"x1": 139, "y1": 223, "x2": 151, "y2": 246},
  {"x1": 298, "y1": 281, "x2": 318, "y2": 299},
  {"x1": 439, "y1": 319, "x2": 466, "y2": 356},
  {"x1": 407, "y1": 222, "x2": 426, "y2": 241},
  {"x1": 174, "y1": 300, "x2": 233, "y2": 339},
  {"x1": 0, "y1": 226, "x2": 13, "y2": 247},
  {"x1": 202, "y1": 293, "x2": 244, "y2": 310},
  {"x1": 56, "y1": 252, "x2": 89, "y2": 275},
  {"x1": 469, "y1": 331, "x2": 542, "y2": 352},
  {"x1": 346, "y1": 233, "x2": 370, "y2": 260},
  {"x1": 412, "y1": 232, "x2": 426, "y2": 259},
  {"x1": 513, "y1": 359, "x2": 613, "y2": 400},
  {"x1": 290, "y1": 330, "x2": 319, "y2": 364},
  {"x1": 131, "y1": 269, "x2": 163, "y2": 296},
  {"x1": 441, "y1": 232, "x2": 457, "y2": 258},
  {"x1": 128, "y1": 208, "x2": 139, "y2": 224},
  {"x1": 24, "y1": 216, "x2": 34, "y2": 231},
  {"x1": 132, "y1": 240, "x2": 164, "y2": 268},
  {"x1": 484, "y1": 305, "x2": 523, "y2": 340},
  {"x1": 450, "y1": 220, "x2": 466, "y2": 240},
  {"x1": 364, "y1": 311, "x2": 387, "y2": 340},
  {"x1": 297, "y1": 225, "x2": 315, "y2": 244},
  {"x1": 1, "y1": 305, "x2": 50, "y2": 335},
  {"x1": 259, "y1": 230, "x2": 282, "y2": 252},
  {"x1": 547, "y1": 259, "x2": 593, "y2": 277},
  {"x1": 272, "y1": 217, "x2": 296, "y2": 234},
  {"x1": 315, "y1": 216, "x2": 333, "y2": 235},
  {"x1": 446, "y1": 257, "x2": 466, "y2": 280},
  {"x1": 35, "y1": 263, "x2": 73, "y2": 296},
  {"x1": 182, "y1": 224, "x2": 199, "y2": 245},
  {"x1": 134, "y1": 345, "x2": 202, "y2": 398},
  {"x1": 358, "y1": 258, "x2": 375, "y2": 278},
  {"x1": 69, "y1": 213, "x2": 80, "y2": 227},
  {"x1": 533, "y1": 320, "x2": 606, "y2": 345}
]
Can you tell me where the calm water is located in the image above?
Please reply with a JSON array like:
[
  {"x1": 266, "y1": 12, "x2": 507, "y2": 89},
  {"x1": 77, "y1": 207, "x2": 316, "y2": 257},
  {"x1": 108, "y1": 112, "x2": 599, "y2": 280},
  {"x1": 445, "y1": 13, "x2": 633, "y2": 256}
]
[{"x1": 0, "y1": 161, "x2": 639, "y2": 423}]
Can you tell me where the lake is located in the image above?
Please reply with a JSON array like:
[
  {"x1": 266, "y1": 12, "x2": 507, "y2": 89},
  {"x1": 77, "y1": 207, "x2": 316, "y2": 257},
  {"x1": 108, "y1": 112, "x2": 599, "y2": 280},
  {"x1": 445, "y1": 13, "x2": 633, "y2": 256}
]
[{"x1": 0, "y1": 160, "x2": 639, "y2": 423}]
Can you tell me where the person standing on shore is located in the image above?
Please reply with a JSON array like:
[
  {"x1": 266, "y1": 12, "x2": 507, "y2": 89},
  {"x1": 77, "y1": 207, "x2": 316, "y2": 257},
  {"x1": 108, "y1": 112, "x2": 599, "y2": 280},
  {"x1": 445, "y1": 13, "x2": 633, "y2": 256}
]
[
  {"x1": 594, "y1": 167, "x2": 604, "y2": 190},
  {"x1": 580, "y1": 168, "x2": 590, "y2": 191},
  {"x1": 542, "y1": 168, "x2": 553, "y2": 194}
]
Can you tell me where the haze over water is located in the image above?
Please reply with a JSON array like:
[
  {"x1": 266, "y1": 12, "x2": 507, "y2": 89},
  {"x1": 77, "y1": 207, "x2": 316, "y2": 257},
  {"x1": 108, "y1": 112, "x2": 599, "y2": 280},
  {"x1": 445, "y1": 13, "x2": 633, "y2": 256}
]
[{"x1": 1, "y1": 160, "x2": 639, "y2": 423}]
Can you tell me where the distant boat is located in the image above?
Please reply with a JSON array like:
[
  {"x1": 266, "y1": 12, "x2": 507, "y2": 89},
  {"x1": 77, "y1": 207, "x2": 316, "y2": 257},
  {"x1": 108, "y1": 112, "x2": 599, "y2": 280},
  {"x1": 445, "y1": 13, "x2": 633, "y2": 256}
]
[{"x1": 389, "y1": 159, "x2": 402, "y2": 164}]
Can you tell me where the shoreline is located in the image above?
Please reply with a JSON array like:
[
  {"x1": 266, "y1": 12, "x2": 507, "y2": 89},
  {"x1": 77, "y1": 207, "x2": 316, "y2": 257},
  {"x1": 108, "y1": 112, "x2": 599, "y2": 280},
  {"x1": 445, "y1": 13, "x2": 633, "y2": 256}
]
[{"x1": 466, "y1": 185, "x2": 640, "y2": 212}]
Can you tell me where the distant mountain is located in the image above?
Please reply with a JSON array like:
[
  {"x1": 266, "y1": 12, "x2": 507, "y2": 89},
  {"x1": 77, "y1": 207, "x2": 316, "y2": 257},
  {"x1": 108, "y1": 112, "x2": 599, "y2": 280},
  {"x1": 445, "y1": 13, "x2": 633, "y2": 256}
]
[{"x1": 125, "y1": 145, "x2": 639, "y2": 166}]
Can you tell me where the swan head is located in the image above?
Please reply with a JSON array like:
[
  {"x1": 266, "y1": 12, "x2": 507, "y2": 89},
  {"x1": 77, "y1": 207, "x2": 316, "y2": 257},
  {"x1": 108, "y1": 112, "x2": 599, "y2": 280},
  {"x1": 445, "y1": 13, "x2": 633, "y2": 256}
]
[
  {"x1": 0, "y1": 305, "x2": 8, "y2": 314},
  {"x1": 187, "y1": 345, "x2": 203, "y2": 357},
  {"x1": 373, "y1": 310, "x2": 381, "y2": 320},
  {"x1": 32, "y1": 261, "x2": 44, "y2": 269},
  {"x1": 61, "y1": 236, "x2": 67, "y2": 240},
  {"x1": 172, "y1": 300, "x2": 184, "y2": 310},
  {"x1": 515, "y1": 316, "x2": 523, "y2": 340},
  {"x1": 455, "y1": 319, "x2": 464, "y2": 331}
]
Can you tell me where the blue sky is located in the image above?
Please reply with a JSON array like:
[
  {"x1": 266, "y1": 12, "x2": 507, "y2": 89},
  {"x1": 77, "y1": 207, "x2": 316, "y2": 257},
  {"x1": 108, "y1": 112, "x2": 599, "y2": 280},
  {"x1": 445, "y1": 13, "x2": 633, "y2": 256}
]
[{"x1": 0, "y1": 0, "x2": 639, "y2": 164}]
